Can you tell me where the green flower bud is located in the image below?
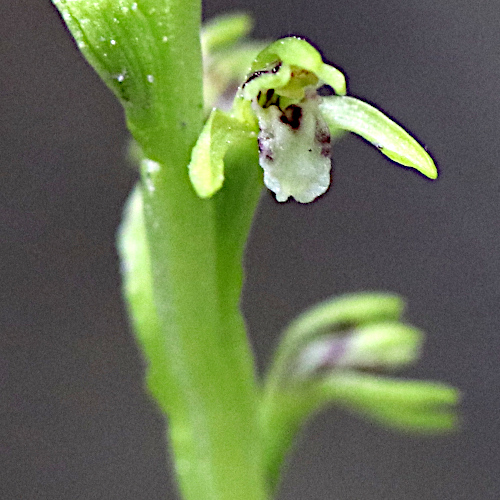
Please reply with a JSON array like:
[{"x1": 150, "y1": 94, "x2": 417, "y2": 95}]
[{"x1": 294, "y1": 322, "x2": 423, "y2": 378}]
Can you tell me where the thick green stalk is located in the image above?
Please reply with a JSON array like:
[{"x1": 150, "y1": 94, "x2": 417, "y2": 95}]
[
  {"x1": 134, "y1": 4, "x2": 265, "y2": 500},
  {"x1": 52, "y1": 0, "x2": 266, "y2": 497}
]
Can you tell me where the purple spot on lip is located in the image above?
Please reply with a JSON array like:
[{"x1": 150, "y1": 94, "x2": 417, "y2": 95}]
[
  {"x1": 258, "y1": 137, "x2": 274, "y2": 162},
  {"x1": 315, "y1": 122, "x2": 331, "y2": 157},
  {"x1": 321, "y1": 337, "x2": 350, "y2": 368}
]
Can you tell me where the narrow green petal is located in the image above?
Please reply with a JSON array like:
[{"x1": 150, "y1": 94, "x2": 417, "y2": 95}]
[
  {"x1": 188, "y1": 109, "x2": 256, "y2": 198},
  {"x1": 321, "y1": 373, "x2": 460, "y2": 432},
  {"x1": 345, "y1": 322, "x2": 423, "y2": 371},
  {"x1": 320, "y1": 96, "x2": 438, "y2": 179}
]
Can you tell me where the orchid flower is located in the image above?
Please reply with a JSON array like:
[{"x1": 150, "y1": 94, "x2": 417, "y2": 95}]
[{"x1": 189, "y1": 36, "x2": 437, "y2": 203}]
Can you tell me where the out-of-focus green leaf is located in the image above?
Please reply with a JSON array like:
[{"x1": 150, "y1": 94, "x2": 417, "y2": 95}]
[
  {"x1": 117, "y1": 185, "x2": 179, "y2": 412},
  {"x1": 201, "y1": 12, "x2": 253, "y2": 53}
]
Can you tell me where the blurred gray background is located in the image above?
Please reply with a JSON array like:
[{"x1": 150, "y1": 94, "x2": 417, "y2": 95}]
[{"x1": 2, "y1": 0, "x2": 499, "y2": 498}]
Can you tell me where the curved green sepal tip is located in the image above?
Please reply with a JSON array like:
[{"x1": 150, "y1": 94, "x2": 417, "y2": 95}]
[
  {"x1": 188, "y1": 109, "x2": 256, "y2": 198},
  {"x1": 251, "y1": 37, "x2": 323, "y2": 73},
  {"x1": 320, "y1": 96, "x2": 438, "y2": 179}
]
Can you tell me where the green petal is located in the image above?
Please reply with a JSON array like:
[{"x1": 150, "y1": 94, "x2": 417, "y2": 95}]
[
  {"x1": 188, "y1": 109, "x2": 256, "y2": 198},
  {"x1": 241, "y1": 62, "x2": 293, "y2": 101},
  {"x1": 320, "y1": 96, "x2": 438, "y2": 179}
]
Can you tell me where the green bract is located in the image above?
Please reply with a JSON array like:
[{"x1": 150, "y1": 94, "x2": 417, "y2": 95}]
[
  {"x1": 188, "y1": 109, "x2": 256, "y2": 197},
  {"x1": 189, "y1": 36, "x2": 437, "y2": 203}
]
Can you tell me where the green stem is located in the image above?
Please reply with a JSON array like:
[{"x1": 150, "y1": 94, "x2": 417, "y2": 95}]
[{"x1": 136, "y1": 3, "x2": 266, "y2": 500}]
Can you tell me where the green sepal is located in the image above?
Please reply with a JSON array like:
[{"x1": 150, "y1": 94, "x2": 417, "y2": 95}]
[
  {"x1": 320, "y1": 373, "x2": 460, "y2": 432},
  {"x1": 188, "y1": 109, "x2": 257, "y2": 198},
  {"x1": 201, "y1": 12, "x2": 254, "y2": 54},
  {"x1": 241, "y1": 37, "x2": 346, "y2": 100},
  {"x1": 319, "y1": 96, "x2": 438, "y2": 179}
]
